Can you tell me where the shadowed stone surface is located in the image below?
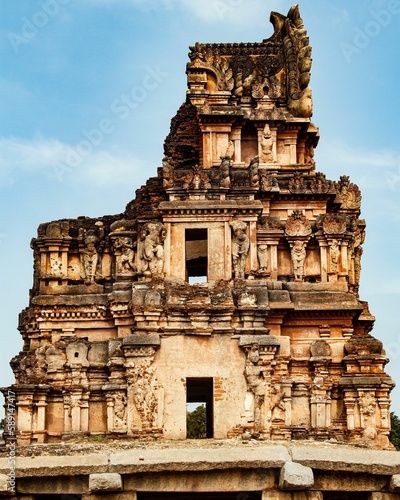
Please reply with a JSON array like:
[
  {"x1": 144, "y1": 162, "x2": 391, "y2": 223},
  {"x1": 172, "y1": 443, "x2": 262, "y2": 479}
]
[{"x1": 279, "y1": 462, "x2": 314, "y2": 490}]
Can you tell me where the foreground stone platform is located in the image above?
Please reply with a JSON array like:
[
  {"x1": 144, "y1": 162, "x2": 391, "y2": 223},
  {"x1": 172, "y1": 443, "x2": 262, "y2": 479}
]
[{"x1": 1, "y1": 440, "x2": 400, "y2": 498}]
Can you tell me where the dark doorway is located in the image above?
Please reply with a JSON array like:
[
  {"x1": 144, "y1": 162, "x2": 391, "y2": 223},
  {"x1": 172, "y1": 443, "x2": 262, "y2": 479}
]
[
  {"x1": 185, "y1": 228, "x2": 208, "y2": 284},
  {"x1": 138, "y1": 493, "x2": 261, "y2": 500},
  {"x1": 323, "y1": 494, "x2": 370, "y2": 500},
  {"x1": 186, "y1": 377, "x2": 213, "y2": 438}
]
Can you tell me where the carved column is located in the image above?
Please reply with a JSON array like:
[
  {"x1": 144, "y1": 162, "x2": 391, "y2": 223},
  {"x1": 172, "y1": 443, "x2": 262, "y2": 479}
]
[
  {"x1": 15, "y1": 388, "x2": 34, "y2": 445},
  {"x1": 344, "y1": 395, "x2": 357, "y2": 430},
  {"x1": 310, "y1": 340, "x2": 332, "y2": 431},
  {"x1": 33, "y1": 221, "x2": 71, "y2": 292},
  {"x1": 32, "y1": 388, "x2": 49, "y2": 443},
  {"x1": 122, "y1": 334, "x2": 161, "y2": 435}
]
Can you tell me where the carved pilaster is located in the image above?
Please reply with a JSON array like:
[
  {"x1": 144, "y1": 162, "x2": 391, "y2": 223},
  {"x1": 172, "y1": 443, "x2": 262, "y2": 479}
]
[
  {"x1": 239, "y1": 335, "x2": 280, "y2": 433},
  {"x1": 122, "y1": 335, "x2": 162, "y2": 433}
]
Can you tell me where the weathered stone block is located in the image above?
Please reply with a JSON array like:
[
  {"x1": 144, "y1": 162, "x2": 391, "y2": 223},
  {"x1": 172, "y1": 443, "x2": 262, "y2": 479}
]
[
  {"x1": 279, "y1": 462, "x2": 314, "y2": 490},
  {"x1": 89, "y1": 473, "x2": 122, "y2": 492},
  {"x1": 0, "y1": 474, "x2": 11, "y2": 493},
  {"x1": 390, "y1": 474, "x2": 400, "y2": 491}
]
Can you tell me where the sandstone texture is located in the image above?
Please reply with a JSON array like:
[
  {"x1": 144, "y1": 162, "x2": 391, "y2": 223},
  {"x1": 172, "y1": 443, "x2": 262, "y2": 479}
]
[{"x1": 1, "y1": 3, "x2": 397, "y2": 498}]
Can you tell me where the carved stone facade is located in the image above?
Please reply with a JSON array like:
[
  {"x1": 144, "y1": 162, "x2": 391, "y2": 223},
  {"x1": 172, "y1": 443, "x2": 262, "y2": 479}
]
[{"x1": 1, "y1": 5, "x2": 398, "y2": 499}]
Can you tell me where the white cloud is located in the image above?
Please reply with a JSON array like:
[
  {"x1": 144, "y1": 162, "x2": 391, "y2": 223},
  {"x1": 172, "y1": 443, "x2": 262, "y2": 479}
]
[
  {"x1": 0, "y1": 135, "x2": 145, "y2": 188},
  {"x1": 318, "y1": 138, "x2": 400, "y2": 190}
]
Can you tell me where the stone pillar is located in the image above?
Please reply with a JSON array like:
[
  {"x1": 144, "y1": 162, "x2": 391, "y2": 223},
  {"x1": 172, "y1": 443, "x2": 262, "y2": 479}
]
[
  {"x1": 70, "y1": 392, "x2": 82, "y2": 432},
  {"x1": 378, "y1": 397, "x2": 391, "y2": 429},
  {"x1": 230, "y1": 126, "x2": 242, "y2": 166},
  {"x1": 81, "y1": 393, "x2": 90, "y2": 432},
  {"x1": 316, "y1": 237, "x2": 328, "y2": 282},
  {"x1": 344, "y1": 395, "x2": 356, "y2": 430},
  {"x1": 106, "y1": 395, "x2": 114, "y2": 433}
]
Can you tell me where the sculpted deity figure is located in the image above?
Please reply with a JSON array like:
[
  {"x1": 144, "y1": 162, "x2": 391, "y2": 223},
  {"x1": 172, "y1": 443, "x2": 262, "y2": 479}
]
[
  {"x1": 219, "y1": 156, "x2": 231, "y2": 188},
  {"x1": 114, "y1": 236, "x2": 136, "y2": 275},
  {"x1": 230, "y1": 220, "x2": 250, "y2": 279},
  {"x1": 291, "y1": 240, "x2": 307, "y2": 281},
  {"x1": 80, "y1": 234, "x2": 100, "y2": 284},
  {"x1": 257, "y1": 244, "x2": 268, "y2": 274},
  {"x1": 244, "y1": 344, "x2": 266, "y2": 426},
  {"x1": 140, "y1": 222, "x2": 167, "y2": 278},
  {"x1": 329, "y1": 240, "x2": 340, "y2": 274},
  {"x1": 260, "y1": 124, "x2": 274, "y2": 163}
]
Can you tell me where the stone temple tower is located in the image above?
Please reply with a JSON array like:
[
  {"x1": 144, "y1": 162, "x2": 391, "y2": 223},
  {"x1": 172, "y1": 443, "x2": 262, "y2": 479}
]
[{"x1": 2, "y1": 5, "x2": 400, "y2": 499}]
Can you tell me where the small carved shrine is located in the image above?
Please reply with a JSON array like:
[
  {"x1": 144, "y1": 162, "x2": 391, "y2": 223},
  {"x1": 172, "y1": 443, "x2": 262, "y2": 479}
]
[{"x1": 2, "y1": 5, "x2": 395, "y2": 454}]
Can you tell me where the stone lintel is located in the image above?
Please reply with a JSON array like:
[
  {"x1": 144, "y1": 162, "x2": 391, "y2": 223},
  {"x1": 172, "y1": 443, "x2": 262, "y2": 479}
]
[
  {"x1": 0, "y1": 454, "x2": 109, "y2": 478},
  {"x1": 122, "y1": 334, "x2": 160, "y2": 346},
  {"x1": 291, "y1": 446, "x2": 400, "y2": 475},
  {"x1": 109, "y1": 446, "x2": 291, "y2": 473},
  {"x1": 239, "y1": 335, "x2": 280, "y2": 348},
  {"x1": 279, "y1": 461, "x2": 314, "y2": 490},
  {"x1": 339, "y1": 376, "x2": 382, "y2": 386}
]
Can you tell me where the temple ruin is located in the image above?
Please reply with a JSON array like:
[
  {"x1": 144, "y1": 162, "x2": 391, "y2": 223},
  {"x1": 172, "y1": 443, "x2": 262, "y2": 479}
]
[{"x1": 2, "y1": 4, "x2": 400, "y2": 498}]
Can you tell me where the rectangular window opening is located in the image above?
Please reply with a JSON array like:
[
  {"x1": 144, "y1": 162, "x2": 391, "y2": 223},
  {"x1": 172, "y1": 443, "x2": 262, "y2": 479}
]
[
  {"x1": 186, "y1": 377, "x2": 213, "y2": 439},
  {"x1": 185, "y1": 228, "x2": 208, "y2": 284}
]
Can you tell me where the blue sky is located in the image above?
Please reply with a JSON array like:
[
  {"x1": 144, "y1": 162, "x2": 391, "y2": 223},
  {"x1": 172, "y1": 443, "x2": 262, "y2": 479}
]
[{"x1": 1, "y1": 0, "x2": 400, "y2": 416}]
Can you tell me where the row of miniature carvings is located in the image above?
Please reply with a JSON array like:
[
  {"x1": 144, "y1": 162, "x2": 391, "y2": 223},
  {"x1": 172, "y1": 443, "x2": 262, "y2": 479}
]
[{"x1": 32, "y1": 212, "x2": 364, "y2": 288}]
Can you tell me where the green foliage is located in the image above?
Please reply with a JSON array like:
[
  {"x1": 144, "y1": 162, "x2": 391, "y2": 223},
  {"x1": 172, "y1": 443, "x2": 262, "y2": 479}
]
[
  {"x1": 187, "y1": 404, "x2": 207, "y2": 439},
  {"x1": 87, "y1": 434, "x2": 108, "y2": 443},
  {"x1": 390, "y1": 412, "x2": 400, "y2": 450}
]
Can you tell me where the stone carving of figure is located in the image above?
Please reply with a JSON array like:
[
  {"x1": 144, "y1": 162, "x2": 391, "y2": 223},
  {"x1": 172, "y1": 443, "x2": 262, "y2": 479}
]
[
  {"x1": 114, "y1": 236, "x2": 136, "y2": 275},
  {"x1": 219, "y1": 156, "x2": 231, "y2": 188},
  {"x1": 329, "y1": 240, "x2": 340, "y2": 274},
  {"x1": 140, "y1": 222, "x2": 167, "y2": 278},
  {"x1": 131, "y1": 357, "x2": 158, "y2": 428},
  {"x1": 260, "y1": 124, "x2": 274, "y2": 163},
  {"x1": 249, "y1": 156, "x2": 260, "y2": 188},
  {"x1": 291, "y1": 240, "x2": 307, "y2": 281},
  {"x1": 230, "y1": 220, "x2": 250, "y2": 279},
  {"x1": 225, "y1": 140, "x2": 235, "y2": 160},
  {"x1": 271, "y1": 384, "x2": 286, "y2": 422},
  {"x1": 257, "y1": 244, "x2": 268, "y2": 274},
  {"x1": 80, "y1": 234, "x2": 100, "y2": 284},
  {"x1": 260, "y1": 172, "x2": 279, "y2": 192},
  {"x1": 244, "y1": 344, "x2": 266, "y2": 426},
  {"x1": 113, "y1": 393, "x2": 127, "y2": 428}
]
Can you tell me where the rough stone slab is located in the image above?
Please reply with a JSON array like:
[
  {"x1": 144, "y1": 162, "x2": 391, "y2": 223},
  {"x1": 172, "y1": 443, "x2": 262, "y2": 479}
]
[
  {"x1": 0, "y1": 454, "x2": 109, "y2": 478},
  {"x1": 89, "y1": 473, "x2": 122, "y2": 492},
  {"x1": 292, "y1": 445, "x2": 400, "y2": 475},
  {"x1": 109, "y1": 446, "x2": 291, "y2": 473},
  {"x1": 279, "y1": 462, "x2": 314, "y2": 490},
  {"x1": 122, "y1": 334, "x2": 160, "y2": 346},
  {"x1": 239, "y1": 335, "x2": 280, "y2": 347},
  {"x1": 390, "y1": 474, "x2": 400, "y2": 491}
]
